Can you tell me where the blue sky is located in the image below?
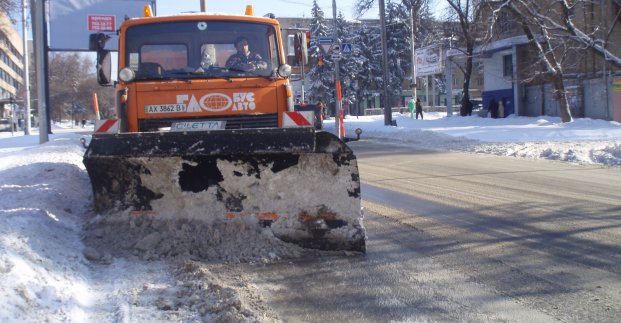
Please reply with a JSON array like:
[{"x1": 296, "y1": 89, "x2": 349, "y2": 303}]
[{"x1": 154, "y1": 0, "x2": 380, "y2": 20}]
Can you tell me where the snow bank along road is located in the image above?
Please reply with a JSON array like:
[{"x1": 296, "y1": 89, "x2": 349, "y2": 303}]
[{"x1": 1, "y1": 129, "x2": 620, "y2": 321}]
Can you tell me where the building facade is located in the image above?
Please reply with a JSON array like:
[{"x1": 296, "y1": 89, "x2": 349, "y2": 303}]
[
  {"x1": 472, "y1": 0, "x2": 621, "y2": 120},
  {"x1": 0, "y1": 11, "x2": 25, "y2": 128}
]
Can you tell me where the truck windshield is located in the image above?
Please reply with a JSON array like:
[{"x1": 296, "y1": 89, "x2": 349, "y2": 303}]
[{"x1": 124, "y1": 20, "x2": 280, "y2": 80}]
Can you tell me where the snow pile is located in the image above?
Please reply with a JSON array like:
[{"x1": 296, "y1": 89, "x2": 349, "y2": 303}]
[
  {"x1": 84, "y1": 215, "x2": 307, "y2": 263},
  {"x1": 0, "y1": 132, "x2": 95, "y2": 321},
  {"x1": 0, "y1": 128, "x2": 289, "y2": 321},
  {"x1": 329, "y1": 112, "x2": 621, "y2": 166}
]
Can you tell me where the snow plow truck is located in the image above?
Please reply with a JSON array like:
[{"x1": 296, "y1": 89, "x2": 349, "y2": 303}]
[{"x1": 83, "y1": 5, "x2": 365, "y2": 252}]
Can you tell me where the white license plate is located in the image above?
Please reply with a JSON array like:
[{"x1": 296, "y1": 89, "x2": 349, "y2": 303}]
[
  {"x1": 145, "y1": 103, "x2": 187, "y2": 114},
  {"x1": 170, "y1": 121, "x2": 227, "y2": 132}
]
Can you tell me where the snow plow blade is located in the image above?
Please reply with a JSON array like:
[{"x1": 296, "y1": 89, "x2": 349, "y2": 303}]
[{"x1": 83, "y1": 128, "x2": 365, "y2": 252}]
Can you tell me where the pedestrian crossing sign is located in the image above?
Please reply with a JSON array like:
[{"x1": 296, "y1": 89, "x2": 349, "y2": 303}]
[{"x1": 342, "y1": 43, "x2": 352, "y2": 54}]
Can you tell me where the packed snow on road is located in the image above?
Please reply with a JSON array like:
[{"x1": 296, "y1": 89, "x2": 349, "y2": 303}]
[{"x1": 1, "y1": 113, "x2": 619, "y2": 321}]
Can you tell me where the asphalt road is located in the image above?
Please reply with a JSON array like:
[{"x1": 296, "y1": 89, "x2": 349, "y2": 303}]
[{"x1": 243, "y1": 139, "x2": 621, "y2": 322}]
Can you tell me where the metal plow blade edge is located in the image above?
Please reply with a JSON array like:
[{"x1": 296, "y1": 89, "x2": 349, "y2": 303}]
[{"x1": 83, "y1": 128, "x2": 366, "y2": 252}]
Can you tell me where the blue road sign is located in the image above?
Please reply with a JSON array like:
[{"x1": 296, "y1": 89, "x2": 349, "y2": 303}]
[
  {"x1": 342, "y1": 43, "x2": 352, "y2": 54},
  {"x1": 319, "y1": 37, "x2": 335, "y2": 44}
]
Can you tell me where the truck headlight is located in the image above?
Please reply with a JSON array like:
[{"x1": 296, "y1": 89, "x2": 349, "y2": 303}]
[
  {"x1": 278, "y1": 64, "x2": 292, "y2": 77},
  {"x1": 118, "y1": 68, "x2": 136, "y2": 82}
]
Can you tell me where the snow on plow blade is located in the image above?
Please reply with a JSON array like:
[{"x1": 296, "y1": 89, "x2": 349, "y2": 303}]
[{"x1": 83, "y1": 128, "x2": 365, "y2": 252}]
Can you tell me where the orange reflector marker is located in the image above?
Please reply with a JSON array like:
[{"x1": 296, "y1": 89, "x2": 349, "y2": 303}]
[
  {"x1": 245, "y1": 5, "x2": 254, "y2": 15},
  {"x1": 285, "y1": 84, "x2": 295, "y2": 111},
  {"x1": 144, "y1": 5, "x2": 153, "y2": 17},
  {"x1": 340, "y1": 109, "x2": 345, "y2": 138}
]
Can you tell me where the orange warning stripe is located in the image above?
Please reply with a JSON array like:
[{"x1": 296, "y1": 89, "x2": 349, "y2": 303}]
[
  {"x1": 286, "y1": 112, "x2": 312, "y2": 126},
  {"x1": 95, "y1": 119, "x2": 118, "y2": 133}
]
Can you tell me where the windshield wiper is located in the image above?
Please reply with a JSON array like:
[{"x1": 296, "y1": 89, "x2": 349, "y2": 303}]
[
  {"x1": 166, "y1": 68, "x2": 233, "y2": 82},
  {"x1": 135, "y1": 74, "x2": 176, "y2": 81},
  {"x1": 226, "y1": 67, "x2": 273, "y2": 80}
]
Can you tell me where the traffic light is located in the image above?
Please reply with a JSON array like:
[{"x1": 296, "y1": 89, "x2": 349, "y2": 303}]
[
  {"x1": 306, "y1": 31, "x2": 311, "y2": 47},
  {"x1": 294, "y1": 33, "x2": 302, "y2": 64},
  {"x1": 293, "y1": 32, "x2": 309, "y2": 65}
]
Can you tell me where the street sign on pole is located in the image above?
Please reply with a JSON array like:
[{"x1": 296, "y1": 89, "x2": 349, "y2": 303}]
[
  {"x1": 319, "y1": 37, "x2": 335, "y2": 55},
  {"x1": 342, "y1": 43, "x2": 352, "y2": 55},
  {"x1": 330, "y1": 44, "x2": 340, "y2": 55}
]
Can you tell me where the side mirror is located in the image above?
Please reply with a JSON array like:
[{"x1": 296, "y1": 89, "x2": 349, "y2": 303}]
[
  {"x1": 90, "y1": 33, "x2": 113, "y2": 86},
  {"x1": 97, "y1": 50, "x2": 112, "y2": 85}
]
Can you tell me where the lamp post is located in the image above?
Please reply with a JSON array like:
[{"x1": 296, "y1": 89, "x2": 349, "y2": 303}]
[
  {"x1": 410, "y1": 6, "x2": 417, "y2": 102},
  {"x1": 33, "y1": 0, "x2": 49, "y2": 143},
  {"x1": 332, "y1": 0, "x2": 343, "y2": 138},
  {"x1": 22, "y1": 0, "x2": 31, "y2": 135},
  {"x1": 379, "y1": 0, "x2": 391, "y2": 126}
]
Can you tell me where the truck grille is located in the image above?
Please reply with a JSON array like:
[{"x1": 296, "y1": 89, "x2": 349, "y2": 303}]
[{"x1": 138, "y1": 113, "x2": 278, "y2": 131}]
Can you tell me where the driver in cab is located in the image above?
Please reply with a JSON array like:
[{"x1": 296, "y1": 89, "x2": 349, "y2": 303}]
[{"x1": 225, "y1": 36, "x2": 268, "y2": 72}]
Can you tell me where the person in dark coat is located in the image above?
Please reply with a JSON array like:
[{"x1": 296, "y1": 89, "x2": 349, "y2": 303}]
[
  {"x1": 489, "y1": 98, "x2": 499, "y2": 119},
  {"x1": 415, "y1": 97, "x2": 424, "y2": 120},
  {"x1": 225, "y1": 36, "x2": 268, "y2": 72}
]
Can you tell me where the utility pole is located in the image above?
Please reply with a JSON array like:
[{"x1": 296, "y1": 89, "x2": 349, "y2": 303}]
[
  {"x1": 22, "y1": 0, "x2": 31, "y2": 135},
  {"x1": 33, "y1": 0, "x2": 48, "y2": 143},
  {"x1": 379, "y1": 0, "x2": 391, "y2": 126},
  {"x1": 410, "y1": 6, "x2": 417, "y2": 104},
  {"x1": 332, "y1": 0, "x2": 342, "y2": 138}
]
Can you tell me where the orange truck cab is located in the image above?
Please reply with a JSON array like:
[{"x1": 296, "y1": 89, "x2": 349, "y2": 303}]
[{"x1": 92, "y1": 11, "x2": 298, "y2": 132}]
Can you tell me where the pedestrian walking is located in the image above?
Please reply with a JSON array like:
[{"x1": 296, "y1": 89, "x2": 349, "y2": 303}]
[
  {"x1": 415, "y1": 97, "x2": 424, "y2": 120},
  {"x1": 407, "y1": 98, "x2": 415, "y2": 118}
]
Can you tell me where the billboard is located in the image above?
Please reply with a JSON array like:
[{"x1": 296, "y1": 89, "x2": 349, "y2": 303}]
[
  {"x1": 49, "y1": 0, "x2": 154, "y2": 51},
  {"x1": 415, "y1": 45, "x2": 443, "y2": 76}
]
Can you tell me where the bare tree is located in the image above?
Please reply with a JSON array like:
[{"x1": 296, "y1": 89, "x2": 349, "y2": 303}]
[
  {"x1": 493, "y1": 1, "x2": 578, "y2": 122},
  {"x1": 443, "y1": 0, "x2": 480, "y2": 116},
  {"x1": 490, "y1": 0, "x2": 621, "y2": 122},
  {"x1": 0, "y1": 0, "x2": 17, "y2": 12},
  {"x1": 559, "y1": 0, "x2": 621, "y2": 68},
  {"x1": 45, "y1": 53, "x2": 113, "y2": 122},
  {"x1": 0, "y1": 0, "x2": 17, "y2": 23},
  {"x1": 506, "y1": 0, "x2": 621, "y2": 68}
]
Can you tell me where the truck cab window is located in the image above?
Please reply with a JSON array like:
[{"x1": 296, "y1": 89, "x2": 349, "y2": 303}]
[
  {"x1": 140, "y1": 44, "x2": 187, "y2": 71},
  {"x1": 125, "y1": 21, "x2": 281, "y2": 80}
]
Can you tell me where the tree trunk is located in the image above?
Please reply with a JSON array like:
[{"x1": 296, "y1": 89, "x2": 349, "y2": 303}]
[
  {"x1": 460, "y1": 44, "x2": 474, "y2": 117},
  {"x1": 552, "y1": 75, "x2": 573, "y2": 123},
  {"x1": 510, "y1": 3, "x2": 573, "y2": 123}
]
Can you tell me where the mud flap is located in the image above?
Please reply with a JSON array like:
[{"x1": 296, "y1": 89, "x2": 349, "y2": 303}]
[{"x1": 84, "y1": 128, "x2": 365, "y2": 252}]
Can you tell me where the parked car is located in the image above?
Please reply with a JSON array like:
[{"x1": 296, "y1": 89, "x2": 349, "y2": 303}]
[{"x1": 0, "y1": 119, "x2": 10, "y2": 132}]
